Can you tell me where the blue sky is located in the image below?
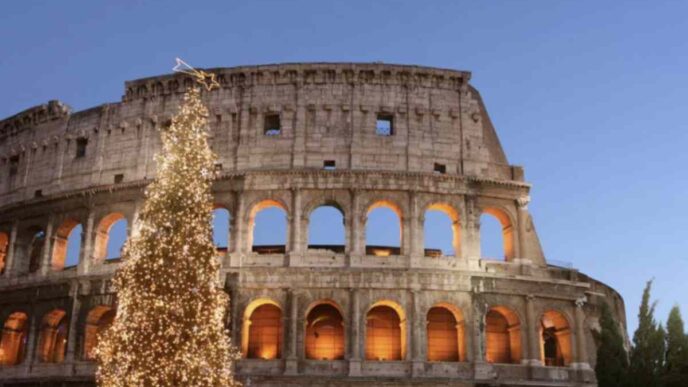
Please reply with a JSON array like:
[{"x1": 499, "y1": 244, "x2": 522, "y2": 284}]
[{"x1": 2, "y1": 1, "x2": 686, "y2": 335}]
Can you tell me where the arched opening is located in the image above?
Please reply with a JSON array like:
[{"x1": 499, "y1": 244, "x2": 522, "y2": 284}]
[
  {"x1": 242, "y1": 300, "x2": 282, "y2": 360},
  {"x1": 0, "y1": 312, "x2": 29, "y2": 365},
  {"x1": 249, "y1": 200, "x2": 288, "y2": 255},
  {"x1": 51, "y1": 219, "x2": 82, "y2": 270},
  {"x1": 94, "y1": 213, "x2": 128, "y2": 261},
  {"x1": 28, "y1": 229, "x2": 46, "y2": 273},
  {"x1": 0, "y1": 232, "x2": 8, "y2": 274},
  {"x1": 365, "y1": 201, "x2": 402, "y2": 256},
  {"x1": 212, "y1": 207, "x2": 231, "y2": 251},
  {"x1": 427, "y1": 304, "x2": 465, "y2": 362},
  {"x1": 424, "y1": 204, "x2": 460, "y2": 257},
  {"x1": 365, "y1": 301, "x2": 406, "y2": 361},
  {"x1": 83, "y1": 306, "x2": 115, "y2": 360},
  {"x1": 308, "y1": 205, "x2": 345, "y2": 253},
  {"x1": 37, "y1": 309, "x2": 68, "y2": 363},
  {"x1": 485, "y1": 306, "x2": 521, "y2": 364},
  {"x1": 480, "y1": 208, "x2": 514, "y2": 261},
  {"x1": 305, "y1": 302, "x2": 345, "y2": 360},
  {"x1": 540, "y1": 310, "x2": 572, "y2": 366}
]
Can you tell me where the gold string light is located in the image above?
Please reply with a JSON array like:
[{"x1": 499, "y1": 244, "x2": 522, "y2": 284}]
[{"x1": 95, "y1": 59, "x2": 240, "y2": 386}]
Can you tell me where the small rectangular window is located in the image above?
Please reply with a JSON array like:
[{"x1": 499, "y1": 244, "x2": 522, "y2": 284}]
[
  {"x1": 76, "y1": 138, "x2": 88, "y2": 158},
  {"x1": 264, "y1": 114, "x2": 281, "y2": 136},
  {"x1": 34, "y1": 190, "x2": 43, "y2": 198},
  {"x1": 323, "y1": 160, "x2": 336, "y2": 170},
  {"x1": 9, "y1": 156, "x2": 19, "y2": 176},
  {"x1": 114, "y1": 174, "x2": 124, "y2": 184},
  {"x1": 376, "y1": 114, "x2": 394, "y2": 136},
  {"x1": 434, "y1": 163, "x2": 447, "y2": 174}
]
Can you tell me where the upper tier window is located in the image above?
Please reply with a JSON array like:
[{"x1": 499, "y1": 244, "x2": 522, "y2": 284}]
[
  {"x1": 264, "y1": 114, "x2": 281, "y2": 136},
  {"x1": 9, "y1": 156, "x2": 19, "y2": 176},
  {"x1": 376, "y1": 114, "x2": 394, "y2": 136},
  {"x1": 76, "y1": 138, "x2": 88, "y2": 158}
]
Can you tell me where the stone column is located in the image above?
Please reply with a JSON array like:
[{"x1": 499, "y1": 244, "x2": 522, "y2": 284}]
[
  {"x1": 411, "y1": 290, "x2": 424, "y2": 376},
  {"x1": 40, "y1": 216, "x2": 55, "y2": 275},
  {"x1": 348, "y1": 288, "x2": 362, "y2": 376},
  {"x1": 25, "y1": 311, "x2": 39, "y2": 367},
  {"x1": 65, "y1": 281, "x2": 81, "y2": 363},
  {"x1": 4, "y1": 222, "x2": 18, "y2": 277},
  {"x1": 516, "y1": 196, "x2": 530, "y2": 261},
  {"x1": 472, "y1": 296, "x2": 495, "y2": 380},
  {"x1": 284, "y1": 289, "x2": 299, "y2": 375},
  {"x1": 78, "y1": 210, "x2": 96, "y2": 275},
  {"x1": 288, "y1": 189, "x2": 303, "y2": 260},
  {"x1": 409, "y1": 193, "x2": 424, "y2": 260},
  {"x1": 349, "y1": 190, "x2": 364, "y2": 259},
  {"x1": 233, "y1": 193, "x2": 245, "y2": 256},
  {"x1": 462, "y1": 196, "x2": 481, "y2": 261},
  {"x1": 525, "y1": 294, "x2": 542, "y2": 366},
  {"x1": 573, "y1": 297, "x2": 591, "y2": 370}
]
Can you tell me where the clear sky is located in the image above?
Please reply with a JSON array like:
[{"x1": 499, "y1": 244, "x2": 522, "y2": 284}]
[{"x1": 2, "y1": 1, "x2": 686, "y2": 335}]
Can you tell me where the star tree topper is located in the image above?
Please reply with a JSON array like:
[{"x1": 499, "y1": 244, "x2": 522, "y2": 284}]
[{"x1": 173, "y1": 58, "x2": 220, "y2": 91}]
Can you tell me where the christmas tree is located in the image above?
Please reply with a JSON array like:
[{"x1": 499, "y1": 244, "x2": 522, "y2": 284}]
[{"x1": 95, "y1": 71, "x2": 240, "y2": 386}]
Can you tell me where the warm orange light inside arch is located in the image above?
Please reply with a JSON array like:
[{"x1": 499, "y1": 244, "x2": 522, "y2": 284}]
[
  {"x1": 247, "y1": 199, "x2": 288, "y2": 250},
  {"x1": 365, "y1": 300, "x2": 407, "y2": 361},
  {"x1": 305, "y1": 302, "x2": 345, "y2": 360},
  {"x1": 51, "y1": 219, "x2": 81, "y2": 270},
  {"x1": 482, "y1": 208, "x2": 515, "y2": 261},
  {"x1": 426, "y1": 203, "x2": 461, "y2": 257},
  {"x1": 427, "y1": 303, "x2": 466, "y2": 362},
  {"x1": 242, "y1": 299, "x2": 283, "y2": 360},
  {"x1": 83, "y1": 306, "x2": 115, "y2": 360},
  {"x1": 38, "y1": 309, "x2": 68, "y2": 363},
  {"x1": 0, "y1": 312, "x2": 29, "y2": 365},
  {"x1": 94, "y1": 212, "x2": 126, "y2": 262},
  {"x1": 485, "y1": 306, "x2": 521, "y2": 364},
  {"x1": 540, "y1": 310, "x2": 572, "y2": 366},
  {"x1": 0, "y1": 232, "x2": 8, "y2": 274}
]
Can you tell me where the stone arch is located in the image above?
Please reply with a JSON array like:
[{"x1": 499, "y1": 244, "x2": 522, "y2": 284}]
[
  {"x1": 365, "y1": 300, "x2": 407, "y2": 361},
  {"x1": 94, "y1": 213, "x2": 128, "y2": 262},
  {"x1": 304, "y1": 300, "x2": 345, "y2": 360},
  {"x1": 307, "y1": 202, "x2": 346, "y2": 253},
  {"x1": 83, "y1": 306, "x2": 115, "y2": 360},
  {"x1": 481, "y1": 207, "x2": 515, "y2": 261},
  {"x1": 247, "y1": 199, "x2": 289, "y2": 254},
  {"x1": 0, "y1": 312, "x2": 29, "y2": 365},
  {"x1": 211, "y1": 206, "x2": 231, "y2": 250},
  {"x1": 426, "y1": 303, "x2": 466, "y2": 362},
  {"x1": 0, "y1": 231, "x2": 8, "y2": 274},
  {"x1": 485, "y1": 305, "x2": 522, "y2": 364},
  {"x1": 51, "y1": 219, "x2": 82, "y2": 270},
  {"x1": 241, "y1": 298, "x2": 283, "y2": 360},
  {"x1": 37, "y1": 309, "x2": 68, "y2": 363},
  {"x1": 365, "y1": 200, "x2": 403, "y2": 256},
  {"x1": 424, "y1": 203, "x2": 460, "y2": 257},
  {"x1": 540, "y1": 310, "x2": 573, "y2": 366}
]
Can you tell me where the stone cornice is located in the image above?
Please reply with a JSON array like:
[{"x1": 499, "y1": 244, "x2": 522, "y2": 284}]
[{"x1": 0, "y1": 100, "x2": 71, "y2": 140}]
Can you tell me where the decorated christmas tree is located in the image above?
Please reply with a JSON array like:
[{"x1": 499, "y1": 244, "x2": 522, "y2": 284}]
[{"x1": 95, "y1": 63, "x2": 240, "y2": 386}]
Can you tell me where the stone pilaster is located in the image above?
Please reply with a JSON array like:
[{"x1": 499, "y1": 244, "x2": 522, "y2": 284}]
[
  {"x1": 78, "y1": 210, "x2": 96, "y2": 275},
  {"x1": 516, "y1": 196, "x2": 530, "y2": 261},
  {"x1": 40, "y1": 216, "x2": 55, "y2": 275},
  {"x1": 288, "y1": 188, "x2": 302, "y2": 259},
  {"x1": 348, "y1": 288, "x2": 362, "y2": 376},
  {"x1": 572, "y1": 297, "x2": 592, "y2": 370},
  {"x1": 4, "y1": 222, "x2": 18, "y2": 277},
  {"x1": 411, "y1": 290, "x2": 424, "y2": 376},
  {"x1": 525, "y1": 294, "x2": 542, "y2": 366},
  {"x1": 284, "y1": 289, "x2": 299, "y2": 375},
  {"x1": 64, "y1": 281, "x2": 81, "y2": 363}
]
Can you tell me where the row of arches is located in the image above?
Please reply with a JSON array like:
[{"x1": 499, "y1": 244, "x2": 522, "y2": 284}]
[
  {"x1": 240, "y1": 299, "x2": 572, "y2": 366},
  {"x1": 0, "y1": 198, "x2": 514, "y2": 275}
]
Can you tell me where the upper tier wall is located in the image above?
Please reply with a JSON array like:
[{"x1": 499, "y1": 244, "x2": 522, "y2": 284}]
[{"x1": 0, "y1": 63, "x2": 521, "y2": 208}]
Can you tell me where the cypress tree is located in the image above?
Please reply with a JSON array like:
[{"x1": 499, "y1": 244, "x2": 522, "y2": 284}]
[
  {"x1": 664, "y1": 306, "x2": 688, "y2": 387},
  {"x1": 629, "y1": 280, "x2": 666, "y2": 387},
  {"x1": 595, "y1": 302, "x2": 629, "y2": 387}
]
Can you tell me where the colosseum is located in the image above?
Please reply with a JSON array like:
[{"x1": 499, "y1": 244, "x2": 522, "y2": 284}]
[{"x1": 0, "y1": 63, "x2": 626, "y2": 387}]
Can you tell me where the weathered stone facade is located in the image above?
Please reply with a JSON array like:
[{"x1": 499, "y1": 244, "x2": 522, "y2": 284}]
[{"x1": 0, "y1": 63, "x2": 626, "y2": 386}]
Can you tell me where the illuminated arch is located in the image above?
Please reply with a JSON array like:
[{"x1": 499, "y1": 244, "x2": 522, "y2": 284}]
[
  {"x1": 485, "y1": 306, "x2": 521, "y2": 364},
  {"x1": 94, "y1": 213, "x2": 128, "y2": 261},
  {"x1": 426, "y1": 303, "x2": 466, "y2": 362},
  {"x1": 307, "y1": 204, "x2": 346, "y2": 252},
  {"x1": 424, "y1": 203, "x2": 460, "y2": 257},
  {"x1": 305, "y1": 300, "x2": 345, "y2": 360},
  {"x1": 51, "y1": 219, "x2": 82, "y2": 270},
  {"x1": 248, "y1": 199, "x2": 288, "y2": 254},
  {"x1": 241, "y1": 298, "x2": 283, "y2": 360},
  {"x1": 481, "y1": 207, "x2": 515, "y2": 261},
  {"x1": 83, "y1": 306, "x2": 115, "y2": 360},
  {"x1": 0, "y1": 232, "x2": 8, "y2": 274},
  {"x1": 37, "y1": 309, "x2": 68, "y2": 363},
  {"x1": 0, "y1": 312, "x2": 29, "y2": 365},
  {"x1": 540, "y1": 310, "x2": 572, "y2": 366},
  {"x1": 365, "y1": 200, "x2": 403, "y2": 256},
  {"x1": 212, "y1": 207, "x2": 231, "y2": 250},
  {"x1": 365, "y1": 300, "x2": 407, "y2": 361}
]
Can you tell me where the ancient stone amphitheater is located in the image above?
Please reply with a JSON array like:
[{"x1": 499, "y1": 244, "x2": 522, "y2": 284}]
[{"x1": 0, "y1": 63, "x2": 626, "y2": 386}]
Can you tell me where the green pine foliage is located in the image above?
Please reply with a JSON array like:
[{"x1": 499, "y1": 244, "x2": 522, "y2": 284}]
[
  {"x1": 663, "y1": 306, "x2": 688, "y2": 387},
  {"x1": 595, "y1": 302, "x2": 629, "y2": 387},
  {"x1": 629, "y1": 280, "x2": 667, "y2": 387}
]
